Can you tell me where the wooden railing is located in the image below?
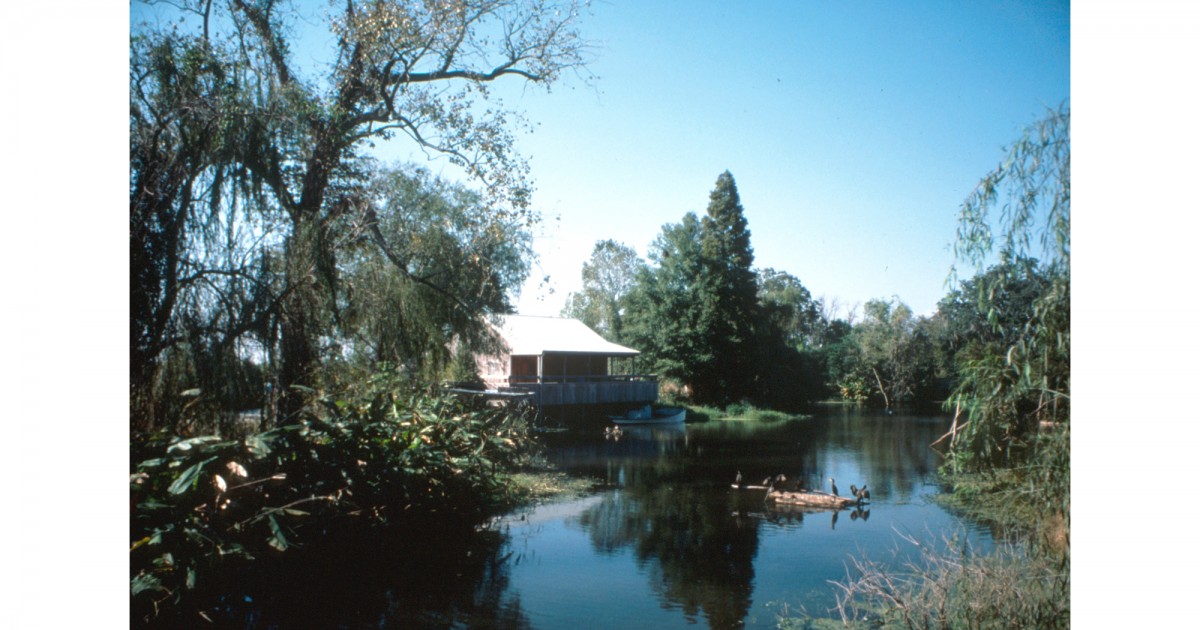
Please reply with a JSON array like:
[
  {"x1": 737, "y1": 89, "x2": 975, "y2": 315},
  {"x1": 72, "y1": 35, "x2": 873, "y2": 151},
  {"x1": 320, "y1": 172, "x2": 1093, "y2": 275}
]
[{"x1": 492, "y1": 374, "x2": 658, "y2": 406}]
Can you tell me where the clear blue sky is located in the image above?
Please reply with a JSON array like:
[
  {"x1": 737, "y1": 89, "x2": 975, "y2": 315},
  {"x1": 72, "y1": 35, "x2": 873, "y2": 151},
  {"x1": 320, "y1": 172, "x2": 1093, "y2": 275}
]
[{"x1": 493, "y1": 0, "x2": 1070, "y2": 318}]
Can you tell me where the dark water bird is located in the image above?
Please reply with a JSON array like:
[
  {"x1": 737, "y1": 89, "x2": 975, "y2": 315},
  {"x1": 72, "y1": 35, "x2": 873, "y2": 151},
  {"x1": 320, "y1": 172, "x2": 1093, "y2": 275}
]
[
  {"x1": 858, "y1": 485, "x2": 870, "y2": 501},
  {"x1": 735, "y1": 470, "x2": 744, "y2": 488},
  {"x1": 829, "y1": 477, "x2": 838, "y2": 496},
  {"x1": 850, "y1": 484, "x2": 859, "y2": 498}
]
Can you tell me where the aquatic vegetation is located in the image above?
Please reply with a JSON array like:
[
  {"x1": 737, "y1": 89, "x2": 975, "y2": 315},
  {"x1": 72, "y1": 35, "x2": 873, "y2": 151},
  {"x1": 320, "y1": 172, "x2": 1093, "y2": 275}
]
[
  {"x1": 777, "y1": 533, "x2": 1068, "y2": 630},
  {"x1": 130, "y1": 376, "x2": 535, "y2": 624}
]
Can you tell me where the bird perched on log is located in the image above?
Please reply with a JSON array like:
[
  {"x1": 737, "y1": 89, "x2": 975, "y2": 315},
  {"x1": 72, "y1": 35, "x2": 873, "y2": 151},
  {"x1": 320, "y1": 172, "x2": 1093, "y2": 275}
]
[
  {"x1": 829, "y1": 477, "x2": 838, "y2": 496},
  {"x1": 857, "y1": 485, "x2": 870, "y2": 501},
  {"x1": 850, "y1": 484, "x2": 859, "y2": 498}
]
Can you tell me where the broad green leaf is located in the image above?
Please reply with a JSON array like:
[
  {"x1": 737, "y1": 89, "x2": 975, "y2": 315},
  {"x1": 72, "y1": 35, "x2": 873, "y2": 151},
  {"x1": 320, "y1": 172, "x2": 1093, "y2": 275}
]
[
  {"x1": 168, "y1": 456, "x2": 217, "y2": 494},
  {"x1": 267, "y1": 514, "x2": 289, "y2": 551},
  {"x1": 168, "y1": 436, "x2": 221, "y2": 454},
  {"x1": 245, "y1": 434, "x2": 271, "y2": 457},
  {"x1": 131, "y1": 573, "x2": 165, "y2": 596}
]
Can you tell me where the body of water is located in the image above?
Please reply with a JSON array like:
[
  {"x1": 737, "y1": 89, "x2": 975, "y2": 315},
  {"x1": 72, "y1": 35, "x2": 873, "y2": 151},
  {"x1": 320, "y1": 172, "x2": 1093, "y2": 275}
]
[{"x1": 223, "y1": 406, "x2": 995, "y2": 629}]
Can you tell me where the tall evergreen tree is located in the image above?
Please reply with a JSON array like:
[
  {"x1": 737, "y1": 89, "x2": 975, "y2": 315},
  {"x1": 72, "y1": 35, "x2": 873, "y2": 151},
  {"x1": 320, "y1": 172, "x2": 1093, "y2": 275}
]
[{"x1": 695, "y1": 171, "x2": 758, "y2": 404}]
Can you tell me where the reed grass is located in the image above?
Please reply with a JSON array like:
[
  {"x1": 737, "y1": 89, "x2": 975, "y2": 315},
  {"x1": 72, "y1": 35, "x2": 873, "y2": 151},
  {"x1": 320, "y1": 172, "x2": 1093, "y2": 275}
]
[{"x1": 777, "y1": 532, "x2": 1068, "y2": 629}]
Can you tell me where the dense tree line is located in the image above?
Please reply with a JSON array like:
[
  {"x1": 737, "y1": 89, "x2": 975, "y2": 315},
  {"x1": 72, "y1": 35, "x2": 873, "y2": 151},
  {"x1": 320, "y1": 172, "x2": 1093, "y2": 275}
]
[
  {"x1": 564, "y1": 107, "x2": 1068, "y2": 448},
  {"x1": 564, "y1": 171, "x2": 935, "y2": 410},
  {"x1": 130, "y1": 0, "x2": 590, "y2": 434},
  {"x1": 564, "y1": 172, "x2": 828, "y2": 409}
]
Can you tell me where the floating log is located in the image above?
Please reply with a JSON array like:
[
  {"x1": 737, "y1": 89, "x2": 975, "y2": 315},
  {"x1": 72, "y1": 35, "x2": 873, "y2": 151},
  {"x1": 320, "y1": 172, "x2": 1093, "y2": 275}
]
[{"x1": 765, "y1": 489, "x2": 858, "y2": 509}]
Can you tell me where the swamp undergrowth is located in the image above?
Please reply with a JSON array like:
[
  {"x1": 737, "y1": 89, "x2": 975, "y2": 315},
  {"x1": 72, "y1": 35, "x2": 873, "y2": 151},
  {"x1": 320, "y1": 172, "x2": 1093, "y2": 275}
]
[{"x1": 130, "y1": 370, "x2": 536, "y2": 625}]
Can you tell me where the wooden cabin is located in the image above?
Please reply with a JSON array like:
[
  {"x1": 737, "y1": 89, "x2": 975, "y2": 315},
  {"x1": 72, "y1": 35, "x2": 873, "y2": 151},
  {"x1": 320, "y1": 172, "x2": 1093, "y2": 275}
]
[{"x1": 476, "y1": 315, "x2": 657, "y2": 408}]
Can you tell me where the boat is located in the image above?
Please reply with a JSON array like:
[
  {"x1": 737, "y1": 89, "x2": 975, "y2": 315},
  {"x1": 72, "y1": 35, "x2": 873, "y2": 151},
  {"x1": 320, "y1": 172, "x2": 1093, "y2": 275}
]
[{"x1": 609, "y1": 405, "x2": 686, "y2": 425}]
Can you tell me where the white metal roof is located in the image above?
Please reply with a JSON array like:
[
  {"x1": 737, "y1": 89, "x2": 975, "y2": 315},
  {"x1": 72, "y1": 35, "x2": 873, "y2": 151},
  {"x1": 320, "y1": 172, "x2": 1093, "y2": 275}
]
[{"x1": 489, "y1": 315, "x2": 640, "y2": 356}]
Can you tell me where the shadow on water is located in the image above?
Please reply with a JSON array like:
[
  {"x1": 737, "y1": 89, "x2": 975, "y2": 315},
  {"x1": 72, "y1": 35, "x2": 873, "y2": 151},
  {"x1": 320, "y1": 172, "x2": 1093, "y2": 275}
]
[
  {"x1": 190, "y1": 407, "x2": 995, "y2": 629},
  {"x1": 191, "y1": 522, "x2": 535, "y2": 629}
]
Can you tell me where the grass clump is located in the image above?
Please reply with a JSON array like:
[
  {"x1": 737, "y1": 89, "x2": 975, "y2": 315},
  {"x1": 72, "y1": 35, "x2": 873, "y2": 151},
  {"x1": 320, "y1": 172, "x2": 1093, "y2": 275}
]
[
  {"x1": 835, "y1": 535, "x2": 1066, "y2": 629},
  {"x1": 683, "y1": 402, "x2": 809, "y2": 423},
  {"x1": 777, "y1": 533, "x2": 1068, "y2": 630}
]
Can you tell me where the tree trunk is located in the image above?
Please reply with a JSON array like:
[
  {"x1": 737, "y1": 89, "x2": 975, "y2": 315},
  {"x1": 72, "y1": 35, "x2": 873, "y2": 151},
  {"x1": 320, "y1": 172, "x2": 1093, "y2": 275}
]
[
  {"x1": 276, "y1": 217, "x2": 322, "y2": 423},
  {"x1": 871, "y1": 366, "x2": 890, "y2": 410}
]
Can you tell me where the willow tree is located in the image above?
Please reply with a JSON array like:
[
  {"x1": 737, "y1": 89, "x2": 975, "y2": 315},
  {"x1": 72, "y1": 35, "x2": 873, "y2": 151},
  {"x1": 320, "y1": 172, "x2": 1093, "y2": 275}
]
[
  {"x1": 131, "y1": 0, "x2": 591, "y2": 426},
  {"x1": 336, "y1": 165, "x2": 533, "y2": 377},
  {"x1": 130, "y1": 29, "x2": 288, "y2": 432},
  {"x1": 946, "y1": 105, "x2": 1070, "y2": 517}
]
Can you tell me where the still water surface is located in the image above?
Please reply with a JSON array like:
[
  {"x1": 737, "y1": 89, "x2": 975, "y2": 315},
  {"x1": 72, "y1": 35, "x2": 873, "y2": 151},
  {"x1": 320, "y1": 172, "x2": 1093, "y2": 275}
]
[
  {"x1": 496, "y1": 407, "x2": 995, "y2": 629},
  {"x1": 230, "y1": 407, "x2": 995, "y2": 629}
]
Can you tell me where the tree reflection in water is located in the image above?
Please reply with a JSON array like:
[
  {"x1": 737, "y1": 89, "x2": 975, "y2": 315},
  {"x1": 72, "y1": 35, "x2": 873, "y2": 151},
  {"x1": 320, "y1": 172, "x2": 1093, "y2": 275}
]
[
  {"x1": 536, "y1": 409, "x2": 967, "y2": 629},
  {"x1": 199, "y1": 524, "x2": 535, "y2": 629},
  {"x1": 578, "y1": 482, "x2": 758, "y2": 628}
]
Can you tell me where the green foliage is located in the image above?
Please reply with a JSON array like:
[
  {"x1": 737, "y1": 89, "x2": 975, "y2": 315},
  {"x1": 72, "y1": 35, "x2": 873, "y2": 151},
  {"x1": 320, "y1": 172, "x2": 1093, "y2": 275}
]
[
  {"x1": 825, "y1": 298, "x2": 939, "y2": 407},
  {"x1": 619, "y1": 174, "x2": 832, "y2": 409},
  {"x1": 561, "y1": 239, "x2": 645, "y2": 343},
  {"x1": 624, "y1": 213, "x2": 711, "y2": 386},
  {"x1": 945, "y1": 107, "x2": 1070, "y2": 490},
  {"x1": 757, "y1": 268, "x2": 821, "y2": 348},
  {"x1": 719, "y1": 402, "x2": 799, "y2": 422},
  {"x1": 130, "y1": 0, "x2": 591, "y2": 430},
  {"x1": 754, "y1": 269, "x2": 828, "y2": 408},
  {"x1": 952, "y1": 105, "x2": 1070, "y2": 279},
  {"x1": 623, "y1": 173, "x2": 773, "y2": 406},
  {"x1": 130, "y1": 371, "x2": 534, "y2": 623},
  {"x1": 335, "y1": 165, "x2": 532, "y2": 378},
  {"x1": 934, "y1": 107, "x2": 1071, "y2": 592},
  {"x1": 695, "y1": 171, "x2": 760, "y2": 404}
]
